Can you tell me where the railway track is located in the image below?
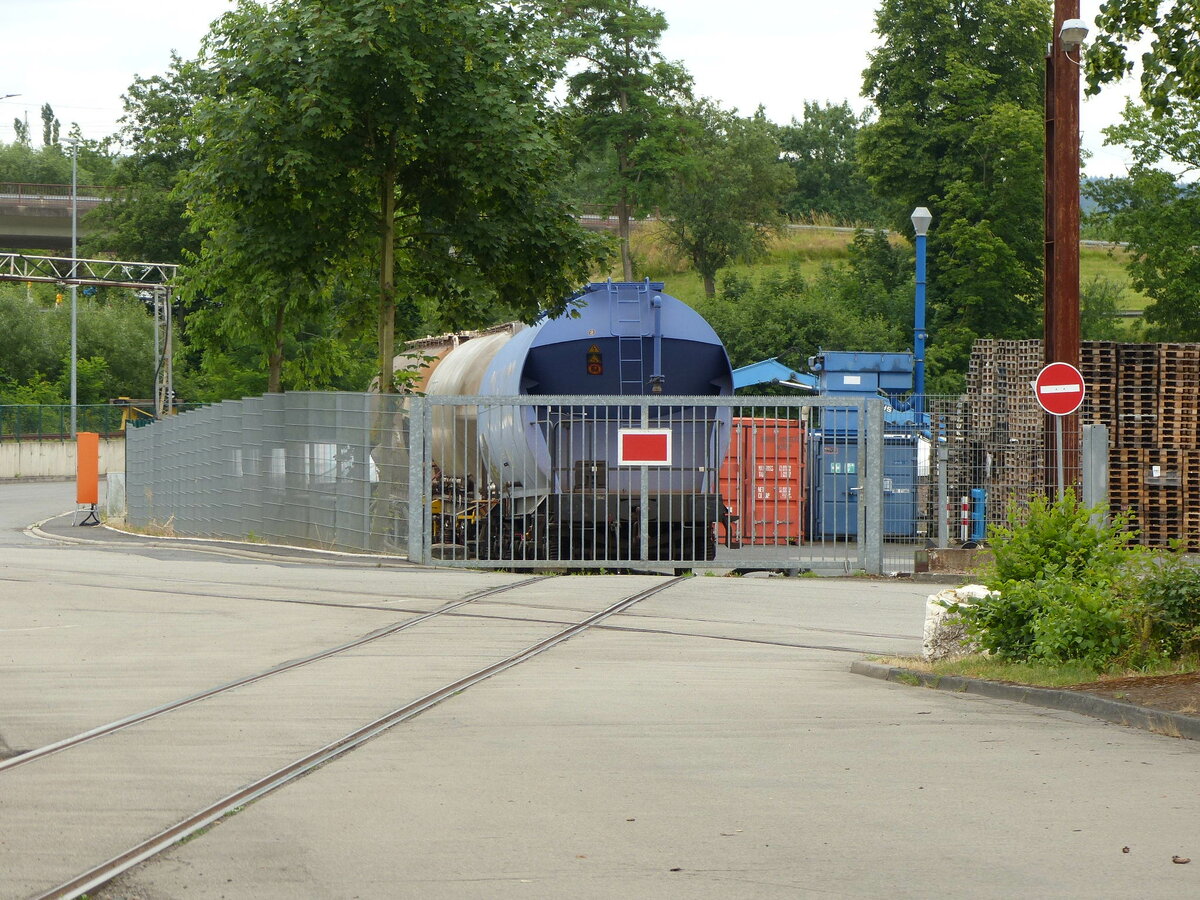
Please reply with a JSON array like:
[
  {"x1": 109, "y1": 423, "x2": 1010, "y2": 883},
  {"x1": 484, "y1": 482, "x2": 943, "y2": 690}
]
[{"x1": 6, "y1": 574, "x2": 688, "y2": 899}]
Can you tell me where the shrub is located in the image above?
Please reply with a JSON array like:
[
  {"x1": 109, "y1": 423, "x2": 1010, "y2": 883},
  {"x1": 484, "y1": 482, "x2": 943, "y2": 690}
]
[
  {"x1": 960, "y1": 490, "x2": 1142, "y2": 664},
  {"x1": 1124, "y1": 549, "x2": 1200, "y2": 662},
  {"x1": 985, "y1": 489, "x2": 1134, "y2": 585}
]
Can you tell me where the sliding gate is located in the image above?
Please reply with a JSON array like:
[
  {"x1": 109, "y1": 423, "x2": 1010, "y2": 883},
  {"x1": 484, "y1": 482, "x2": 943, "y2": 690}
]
[{"x1": 407, "y1": 395, "x2": 903, "y2": 574}]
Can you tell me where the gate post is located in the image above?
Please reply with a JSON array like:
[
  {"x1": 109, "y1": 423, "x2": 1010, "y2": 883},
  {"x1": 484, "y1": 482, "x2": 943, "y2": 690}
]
[
  {"x1": 407, "y1": 396, "x2": 428, "y2": 564},
  {"x1": 1082, "y1": 422, "x2": 1109, "y2": 527},
  {"x1": 862, "y1": 398, "x2": 885, "y2": 575}
]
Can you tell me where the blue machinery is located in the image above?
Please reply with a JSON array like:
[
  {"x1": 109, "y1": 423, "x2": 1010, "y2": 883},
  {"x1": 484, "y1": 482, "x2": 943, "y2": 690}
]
[{"x1": 732, "y1": 351, "x2": 977, "y2": 542}]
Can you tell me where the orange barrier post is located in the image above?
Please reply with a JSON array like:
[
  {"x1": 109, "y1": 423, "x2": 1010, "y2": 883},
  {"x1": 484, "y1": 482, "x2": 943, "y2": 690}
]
[{"x1": 75, "y1": 432, "x2": 100, "y2": 525}]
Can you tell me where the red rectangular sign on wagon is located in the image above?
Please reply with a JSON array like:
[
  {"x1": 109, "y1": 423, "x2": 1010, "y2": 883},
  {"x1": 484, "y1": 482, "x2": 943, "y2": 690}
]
[{"x1": 617, "y1": 428, "x2": 673, "y2": 466}]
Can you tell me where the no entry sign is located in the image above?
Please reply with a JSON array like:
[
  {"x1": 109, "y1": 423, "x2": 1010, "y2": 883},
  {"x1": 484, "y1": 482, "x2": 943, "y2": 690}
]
[
  {"x1": 617, "y1": 428, "x2": 672, "y2": 466},
  {"x1": 1034, "y1": 362, "x2": 1086, "y2": 416}
]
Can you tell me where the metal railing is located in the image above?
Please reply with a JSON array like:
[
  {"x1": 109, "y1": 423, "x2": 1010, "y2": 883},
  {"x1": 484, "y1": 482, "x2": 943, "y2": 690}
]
[{"x1": 0, "y1": 182, "x2": 118, "y2": 203}]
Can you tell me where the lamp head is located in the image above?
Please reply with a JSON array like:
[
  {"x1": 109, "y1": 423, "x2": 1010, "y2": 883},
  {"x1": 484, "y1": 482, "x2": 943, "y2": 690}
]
[
  {"x1": 1059, "y1": 18, "x2": 1089, "y2": 52},
  {"x1": 910, "y1": 207, "x2": 932, "y2": 237}
]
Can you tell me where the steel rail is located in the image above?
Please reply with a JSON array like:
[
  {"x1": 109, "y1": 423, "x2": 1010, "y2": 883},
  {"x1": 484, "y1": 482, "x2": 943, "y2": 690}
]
[
  {"x1": 0, "y1": 576, "x2": 552, "y2": 775},
  {"x1": 36, "y1": 575, "x2": 686, "y2": 900}
]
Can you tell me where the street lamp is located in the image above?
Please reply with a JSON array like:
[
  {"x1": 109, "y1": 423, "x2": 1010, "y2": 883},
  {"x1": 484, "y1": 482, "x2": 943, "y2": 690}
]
[
  {"x1": 69, "y1": 136, "x2": 79, "y2": 437},
  {"x1": 1059, "y1": 18, "x2": 1089, "y2": 52},
  {"x1": 911, "y1": 206, "x2": 932, "y2": 415}
]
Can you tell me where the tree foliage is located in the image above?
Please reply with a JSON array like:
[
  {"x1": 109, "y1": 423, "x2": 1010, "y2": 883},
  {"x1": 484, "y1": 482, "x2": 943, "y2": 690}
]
[
  {"x1": 560, "y1": 0, "x2": 693, "y2": 280},
  {"x1": 1086, "y1": 170, "x2": 1200, "y2": 340},
  {"x1": 0, "y1": 284, "x2": 155, "y2": 403},
  {"x1": 777, "y1": 101, "x2": 882, "y2": 225},
  {"x1": 858, "y1": 0, "x2": 1050, "y2": 390},
  {"x1": 697, "y1": 245, "x2": 909, "y2": 374},
  {"x1": 84, "y1": 54, "x2": 204, "y2": 264},
  {"x1": 1087, "y1": 0, "x2": 1200, "y2": 114},
  {"x1": 184, "y1": 0, "x2": 605, "y2": 393},
  {"x1": 657, "y1": 104, "x2": 794, "y2": 297}
]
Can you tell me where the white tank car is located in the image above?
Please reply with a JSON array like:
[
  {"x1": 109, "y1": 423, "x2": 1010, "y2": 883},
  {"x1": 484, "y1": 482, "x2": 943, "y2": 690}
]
[{"x1": 423, "y1": 325, "x2": 525, "y2": 484}]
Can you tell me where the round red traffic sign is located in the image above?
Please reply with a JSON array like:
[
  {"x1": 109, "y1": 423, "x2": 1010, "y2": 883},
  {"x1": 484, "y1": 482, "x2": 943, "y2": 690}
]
[{"x1": 1034, "y1": 362, "x2": 1086, "y2": 416}]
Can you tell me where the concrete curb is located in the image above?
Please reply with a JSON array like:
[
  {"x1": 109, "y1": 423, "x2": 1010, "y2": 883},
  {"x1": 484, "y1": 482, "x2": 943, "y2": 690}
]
[{"x1": 851, "y1": 660, "x2": 1200, "y2": 742}]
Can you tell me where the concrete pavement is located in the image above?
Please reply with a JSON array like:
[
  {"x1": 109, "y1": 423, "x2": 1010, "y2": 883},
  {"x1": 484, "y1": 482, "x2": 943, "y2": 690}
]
[{"x1": 1, "y1": 482, "x2": 1197, "y2": 898}]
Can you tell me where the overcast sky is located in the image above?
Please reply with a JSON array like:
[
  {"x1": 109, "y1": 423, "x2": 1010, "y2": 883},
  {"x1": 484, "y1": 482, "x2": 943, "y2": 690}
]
[{"x1": 1, "y1": 0, "x2": 1140, "y2": 178}]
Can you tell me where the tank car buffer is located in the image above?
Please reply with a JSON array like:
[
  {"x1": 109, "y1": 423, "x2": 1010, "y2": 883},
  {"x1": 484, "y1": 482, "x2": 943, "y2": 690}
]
[{"x1": 415, "y1": 280, "x2": 740, "y2": 564}]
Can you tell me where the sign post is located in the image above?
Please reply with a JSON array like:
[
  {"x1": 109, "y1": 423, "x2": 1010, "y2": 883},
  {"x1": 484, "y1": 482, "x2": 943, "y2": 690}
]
[{"x1": 1034, "y1": 362, "x2": 1086, "y2": 499}]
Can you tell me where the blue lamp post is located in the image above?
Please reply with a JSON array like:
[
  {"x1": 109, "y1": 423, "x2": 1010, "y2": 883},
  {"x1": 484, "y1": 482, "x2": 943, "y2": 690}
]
[{"x1": 911, "y1": 206, "x2": 932, "y2": 415}]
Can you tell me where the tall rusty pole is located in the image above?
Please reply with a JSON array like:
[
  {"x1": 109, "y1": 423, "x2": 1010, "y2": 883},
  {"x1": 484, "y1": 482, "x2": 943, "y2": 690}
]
[{"x1": 1044, "y1": 2, "x2": 1085, "y2": 492}]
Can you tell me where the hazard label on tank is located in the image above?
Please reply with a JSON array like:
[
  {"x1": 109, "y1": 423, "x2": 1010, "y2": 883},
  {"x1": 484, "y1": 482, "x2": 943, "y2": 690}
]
[
  {"x1": 617, "y1": 428, "x2": 672, "y2": 466},
  {"x1": 586, "y1": 344, "x2": 603, "y2": 375}
]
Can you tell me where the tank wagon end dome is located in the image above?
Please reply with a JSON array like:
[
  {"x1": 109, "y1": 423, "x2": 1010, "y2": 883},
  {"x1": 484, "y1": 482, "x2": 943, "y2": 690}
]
[{"x1": 484, "y1": 281, "x2": 733, "y2": 397}]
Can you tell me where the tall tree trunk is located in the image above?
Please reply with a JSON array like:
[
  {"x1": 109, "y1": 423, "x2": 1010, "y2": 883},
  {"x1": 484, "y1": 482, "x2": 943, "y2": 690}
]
[
  {"x1": 267, "y1": 301, "x2": 285, "y2": 393},
  {"x1": 617, "y1": 172, "x2": 634, "y2": 282},
  {"x1": 378, "y1": 168, "x2": 398, "y2": 394},
  {"x1": 703, "y1": 272, "x2": 716, "y2": 298}
]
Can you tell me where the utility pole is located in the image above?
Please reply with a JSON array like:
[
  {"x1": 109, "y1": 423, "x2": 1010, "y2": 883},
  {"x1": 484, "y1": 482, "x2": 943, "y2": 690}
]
[{"x1": 1044, "y1": 4, "x2": 1087, "y2": 492}]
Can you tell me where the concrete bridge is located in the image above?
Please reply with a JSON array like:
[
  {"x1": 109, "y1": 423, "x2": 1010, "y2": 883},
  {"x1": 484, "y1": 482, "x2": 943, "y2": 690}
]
[{"x1": 0, "y1": 183, "x2": 111, "y2": 250}]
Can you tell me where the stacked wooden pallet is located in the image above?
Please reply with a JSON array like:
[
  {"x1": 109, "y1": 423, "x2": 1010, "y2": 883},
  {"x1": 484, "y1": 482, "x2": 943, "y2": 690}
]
[
  {"x1": 966, "y1": 339, "x2": 1200, "y2": 550},
  {"x1": 964, "y1": 339, "x2": 1048, "y2": 513}
]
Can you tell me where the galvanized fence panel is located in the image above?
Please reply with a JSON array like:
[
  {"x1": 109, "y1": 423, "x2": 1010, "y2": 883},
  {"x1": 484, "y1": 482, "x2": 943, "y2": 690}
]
[
  {"x1": 124, "y1": 390, "x2": 1107, "y2": 573},
  {"x1": 126, "y1": 392, "x2": 409, "y2": 553},
  {"x1": 411, "y1": 395, "x2": 887, "y2": 574}
]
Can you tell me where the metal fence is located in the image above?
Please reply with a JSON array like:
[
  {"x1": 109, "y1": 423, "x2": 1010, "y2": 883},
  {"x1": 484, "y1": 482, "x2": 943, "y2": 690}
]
[
  {"x1": 126, "y1": 392, "x2": 410, "y2": 553},
  {"x1": 1, "y1": 404, "x2": 127, "y2": 439},
  {"x1": 123, "y1": 390, "x2": 1096, "y2": 573}
]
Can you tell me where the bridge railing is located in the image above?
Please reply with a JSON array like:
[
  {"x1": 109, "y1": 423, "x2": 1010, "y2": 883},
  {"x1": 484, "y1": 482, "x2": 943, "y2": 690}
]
[{"x1": 0, "y1": 182, "x2": 119, "y2": 203}]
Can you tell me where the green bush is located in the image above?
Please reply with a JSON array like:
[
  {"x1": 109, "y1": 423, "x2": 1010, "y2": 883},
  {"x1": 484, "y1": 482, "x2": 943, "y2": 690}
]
[
  {"x1": 985, "y1": 490, "x2": 1134, "y2": 584},
  {"x1": 960, "y1": 490, "x2": 1142, "y2": 665},
  {"x1": 1125, "y1": 550, "x2": 1200, "y2": 662},
  {"x1": 962, "y1": 491, "x2": 1200, "y2": 668}
]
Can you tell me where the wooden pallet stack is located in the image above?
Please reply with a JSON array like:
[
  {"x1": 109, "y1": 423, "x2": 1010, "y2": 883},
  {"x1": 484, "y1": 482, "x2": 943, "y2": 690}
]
[
  {"x1": 963, "y1": 339, "x2": 1047, "y2": 516},
  {"x1": 965, "y1": 339, "x2": 1200, "y2": 550}
]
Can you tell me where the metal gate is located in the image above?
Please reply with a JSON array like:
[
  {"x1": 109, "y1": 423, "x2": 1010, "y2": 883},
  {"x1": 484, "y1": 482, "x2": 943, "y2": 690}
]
[{"x1": 406, "y1": 395, "x2": 901, "y2": 574}]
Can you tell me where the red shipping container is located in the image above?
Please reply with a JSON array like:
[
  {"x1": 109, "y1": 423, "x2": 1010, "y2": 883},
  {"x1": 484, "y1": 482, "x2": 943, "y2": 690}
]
[{"x1": 719, "y1": 417, "x2": 807, "y2": 545}]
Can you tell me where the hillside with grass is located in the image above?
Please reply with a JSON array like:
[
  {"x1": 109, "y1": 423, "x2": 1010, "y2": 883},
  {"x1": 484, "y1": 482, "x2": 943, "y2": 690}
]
[{"x1": 612, "y1": 223, "x2": 1146, "y2": 315}]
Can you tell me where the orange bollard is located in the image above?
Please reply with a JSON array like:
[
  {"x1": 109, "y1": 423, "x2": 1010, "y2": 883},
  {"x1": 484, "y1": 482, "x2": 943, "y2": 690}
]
[{"x1": 76, "y1": 432, "x2": 100, "y2": 525}]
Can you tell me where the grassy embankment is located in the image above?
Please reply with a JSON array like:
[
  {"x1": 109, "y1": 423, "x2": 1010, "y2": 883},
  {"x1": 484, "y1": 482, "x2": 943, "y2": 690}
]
[{"x1": 610, "y1": 223, "x2": 1145, "y2": 313}]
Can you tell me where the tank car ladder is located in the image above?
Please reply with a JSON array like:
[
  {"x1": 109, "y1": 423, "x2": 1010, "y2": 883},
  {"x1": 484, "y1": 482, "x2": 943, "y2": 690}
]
[{"x1": 609, "y1": 280, "x2": 648, "y2": 395}]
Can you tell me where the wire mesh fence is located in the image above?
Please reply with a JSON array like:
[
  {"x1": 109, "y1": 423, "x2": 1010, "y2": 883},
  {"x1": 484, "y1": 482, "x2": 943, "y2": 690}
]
[
  {"x1": 1, "y1": 404, "x2": 126, "y2": 439},
  {"x1": 126, "y1": 392, "x2": 410, "y2": 553},
  {"x1": 124, "y1": 387, "x2": 1186, "y2": 572}
]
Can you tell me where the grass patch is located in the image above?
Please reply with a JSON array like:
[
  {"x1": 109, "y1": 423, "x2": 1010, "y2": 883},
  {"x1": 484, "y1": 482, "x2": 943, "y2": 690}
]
[
  {"x1": 602, "y1": 225, "x2": 1145, "y2": 314},
  {"x1": 1081, "y1": 244, "x2": 1146, "y2": 310},
  {"x1": 871, "y1": 653, "x2": 1198, "y2": 688}
]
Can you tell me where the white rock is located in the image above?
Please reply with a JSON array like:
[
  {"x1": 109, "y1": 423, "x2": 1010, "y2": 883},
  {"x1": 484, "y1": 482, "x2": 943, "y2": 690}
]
[{"x1": 921, "y1": 584, "x2": 997, "y2": 661}]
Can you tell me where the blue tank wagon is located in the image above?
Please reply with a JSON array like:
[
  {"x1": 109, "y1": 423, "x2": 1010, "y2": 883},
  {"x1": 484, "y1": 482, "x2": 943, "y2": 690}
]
[{"x1": 424, "y1": 281, "x2": 736, "y2": 561}]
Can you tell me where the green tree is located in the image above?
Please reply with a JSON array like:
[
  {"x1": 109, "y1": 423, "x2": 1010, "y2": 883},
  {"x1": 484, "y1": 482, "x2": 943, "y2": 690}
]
[
  {"x1": 1086, "y1": 169, "x2": 1200, "y2": 340},
  {"x1": 1087, "y1": 0, "x2": 1200, "y2": 114},
  {"x1": 85, "y1": 54, "x2": 204, "y2": 263},
  {"x1": 40, "y1": 103, "x2": 60, "y2": 151},
  {"x1": 699, "y1": 263, "x2": 907, "y2": 374},
  {"x1": 12, "y1": 116, "x2": 29, "y2": 147},
  {"x1": 859, "y1": 0, "x2": 1050, "y2": 391},
  {"x1": 185, "y1": 0, "x2": 603, "y2": 393},
  {"x1": 657, "y1": 104, "x2": 794, "y2": 297},
  {"x1": 561, "y1": 0, "x2": 693, "y2": 280},
  {"x1": 777, "y1": 101, "x2": 882, "y2": 224}
]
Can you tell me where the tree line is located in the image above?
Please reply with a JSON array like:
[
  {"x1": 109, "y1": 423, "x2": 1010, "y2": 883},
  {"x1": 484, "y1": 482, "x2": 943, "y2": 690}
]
[{"x1": 1, "y1": 0, "x2": 1197, "y2": 405}]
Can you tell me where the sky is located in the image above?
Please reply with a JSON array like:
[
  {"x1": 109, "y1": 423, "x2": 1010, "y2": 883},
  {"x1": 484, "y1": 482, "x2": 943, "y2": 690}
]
[{"x1": 0, "y1": 0, "x2": 1142, "y2": 178}]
